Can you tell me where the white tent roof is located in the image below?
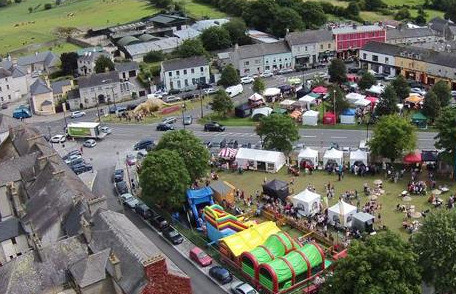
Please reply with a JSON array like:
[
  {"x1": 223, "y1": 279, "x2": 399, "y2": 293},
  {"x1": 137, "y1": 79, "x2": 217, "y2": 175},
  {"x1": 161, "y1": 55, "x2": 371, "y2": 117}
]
[
  {"x1": 298, "y1": 147, "x2": 318, "y2": 159},
  {"x1": 235, "y1": 148, "x2": 285, "y2": 164},
  {"x1": 354, "y1": 99, "x2": 371, "y2": 107},
  {"x1": 346, "y1": 92, "x2": 365, "y2": 102},
  {"x1": 302, "y1": 110, "x2": 319, "y2": 117},
  {"x1": 328, "y1": 201, "x2": 357, "y2": 216},
  {"x1": 248, "y1": 93, "x2": 264, "y2": 102},
  {"x1": 252, "y1": 107, "x2": 272, "y2": 118},
  {"x1": 280, "y1": 99, "x2": 295, "y2": 107},
  {"x1": 292, "y1": 189, "x2": 321, "y2": 206},
  {"x1": 323, "y1": 148, "x2": 343, "y2": 160},
  {"x1": 367, "y1": 85, "x2": 385, "y2": 95},
  {"x1": 350, "y1": 149, "x2": 368, "y2": 165},
  {"x1": 299, "y1": 95, "x2": 317, "y2": 103},
  {"x1": 263, "y1": 87, "x2": 281, "y2": 96}
]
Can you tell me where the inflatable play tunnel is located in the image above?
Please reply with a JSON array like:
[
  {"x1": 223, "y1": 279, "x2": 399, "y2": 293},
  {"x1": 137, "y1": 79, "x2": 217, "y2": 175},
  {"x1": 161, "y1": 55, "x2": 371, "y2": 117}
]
[
  {"x1": 258, "y1": 243, "x2": 328, "y2": 293},
  {"x1": 203, "y1": 204, "x2": 252, "y2": 242},
  {"x1": 241, "y1": 232, "x2": 299, "y2": 280}
]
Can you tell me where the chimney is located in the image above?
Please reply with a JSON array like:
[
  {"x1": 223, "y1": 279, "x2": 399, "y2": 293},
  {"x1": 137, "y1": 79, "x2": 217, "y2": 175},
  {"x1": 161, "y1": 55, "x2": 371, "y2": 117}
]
[
  {"x1": 87, "y1": 196, "x2": 107, "y2": 216},
  {"x1": 7, "y1": 182, "x2": 25, "y2": 218},
  {"x1": 106, "y1": 252, "x2": 122, "y2": 281},
  {"x1": 81, "y1": 217, "x2": 92, "y2": 243}
]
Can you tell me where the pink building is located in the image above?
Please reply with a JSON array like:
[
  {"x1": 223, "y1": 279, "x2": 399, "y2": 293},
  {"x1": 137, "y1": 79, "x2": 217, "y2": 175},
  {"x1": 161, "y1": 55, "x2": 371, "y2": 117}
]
[{"x1": 332, "y1": 24, "x2": 386, "y2": 58}]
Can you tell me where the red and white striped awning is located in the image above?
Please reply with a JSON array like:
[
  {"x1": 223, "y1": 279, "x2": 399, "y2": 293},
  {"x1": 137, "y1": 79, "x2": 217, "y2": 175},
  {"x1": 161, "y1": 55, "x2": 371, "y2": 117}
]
[{"x1": 218, "y1": 148, "x2": 238, "y2": 160}]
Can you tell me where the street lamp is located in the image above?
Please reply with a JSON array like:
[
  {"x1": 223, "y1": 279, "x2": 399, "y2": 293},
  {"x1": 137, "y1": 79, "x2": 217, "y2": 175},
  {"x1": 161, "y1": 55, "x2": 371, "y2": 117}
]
[
  {"x1": 333, "y1": 89, "x2": 336, "y2": 125},
  {"x1": 182, "y1": 102, "x2": 186, "y2": 130}
]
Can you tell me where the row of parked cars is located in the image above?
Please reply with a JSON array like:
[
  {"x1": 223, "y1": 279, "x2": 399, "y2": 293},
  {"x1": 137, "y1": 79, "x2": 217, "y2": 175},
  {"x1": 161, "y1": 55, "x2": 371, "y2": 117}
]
[{"x1": 63, "y1": 150, "x2": 93, "y2": 175}]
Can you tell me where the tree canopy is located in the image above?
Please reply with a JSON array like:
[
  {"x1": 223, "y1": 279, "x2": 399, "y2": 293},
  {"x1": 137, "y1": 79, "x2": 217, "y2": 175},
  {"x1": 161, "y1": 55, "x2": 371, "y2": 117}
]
[
  {"x1": 422, "y1": 90, "x2": 441, "y2": 121},
  {"x1": 242, "y1": 0, "x2": 277, "y2": 32},
  {"x1": 369, "y1": 115, "x2": 416, "y2": 162},
  {"x1": 256, "y1": 114, "x2": 299, "y2": 154},
  {"x1": 294, "y1": 1, "x2": 327, "y2": 28},
  {"x1": 252, "y1": 77, "x2": 266, "y2": 94},
  {"x1": 320, "y1": 231, "x2": 421, "y2": 294},
  {"x1": 327, "y1": 85, "x2": 350, "y2": 116},
  {"x1": 391, "y1": 75, "x2": 410, "y2": 101},
  {"x1": 219, "y1": 64, "x2": 240, "y2": 87},
  {"x1": 412, "y1": 210, "x2": 456, "y2": 293},
  {"x1": 143, "y1": 50, "x2": 164, "y2": 63},
  {"x1": 415, "y1": 7, "x2": 427, "y2": 25},
  {"x1": 222, "y1": 18, "x2": 248, "y2": 45},
  {"x1": 431, "y1": 80, "x2": 452, "y2": 107},
  {"x1": 176, "y1": 39, "x2": 207, "y2": 58},
  {"x1": 375, "y1": 85, "x2": 399, "y2": 117},
  {"x1": 94, "y1": 56, "x2": 115, "y2": 73},
  {"x1": 139, "y1": 149, "x2": 191, "y2": 210},
  {"x1": 364, "y1": 0, "x2": 387, "y2": 11},
  {"x1": 358, "y1": 72, "x2": 376, "y2": 90},
  {"x1": 270, "y1": 6, "x2": 304, "y2": 37},
  {"x1": 60, "y1": 52, "x2": 78, "y2": 75},
  {"x1": 155, "y1": 130, "x2": 210, "y2": 181},
  {"x1": 210, "y1": 90, "x2": 234, "y2": 118},
  {"x1": 328, "y1": 58, "x2": 347, "y2": 84},
  {"x1": 200, "y1": 26, "x2": 232, "y2": 51},
  {"x1": 434, "y1": 107, "x2": 456, "y2": 165},
  {"x1": 346, "y1": 1, "x2": 361, "y2": 17},
  {"x1": 395, "y1": 7, "x2": 411, "y2": 20}
]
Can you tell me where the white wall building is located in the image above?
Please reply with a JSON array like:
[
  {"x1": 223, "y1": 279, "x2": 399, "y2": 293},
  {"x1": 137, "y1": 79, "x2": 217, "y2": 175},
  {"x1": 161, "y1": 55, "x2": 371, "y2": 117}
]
[
  {"x1": 0, "y1": 66, "x2": 28, "y2": 103},
  {"x1": 160, "y1": 56, "x2": 210, "y2": 91},
  {"x1": 359, "y1": 42, "x2": 401, "y2": 76},
  {"x1": 77, "y1": 71, "x2": 124, "y2": 109},
  {"x1": 77, "y1": 51, "x2": 111, "y2": 76}
]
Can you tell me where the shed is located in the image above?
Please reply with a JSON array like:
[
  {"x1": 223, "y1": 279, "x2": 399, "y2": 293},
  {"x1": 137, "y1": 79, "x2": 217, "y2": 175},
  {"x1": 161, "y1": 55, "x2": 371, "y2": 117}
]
[
  {"x1": 323, "y1": 148, "x2": 343, "y2": 166},
  {"x1": 235, "y1": 148, "x2": 286, "y2": 173},
  {"x1": 210, "y1": 181, "x2": 236, "y2": 205},
  {"x1": 339, "y1": 108, "x2": 356, "y2": 125},
  {"x1": 235, "y1": 103, "x2": 252, "y2": 118},
  {"x1": 349, "y1": 149, "x2": 368, "y2": 166},
  {"x1": 302, "y1": 110, "x2": 319, "y2": 126},
  {"x1": 262, "y1": 179, "x2": 289, "y2": 201},
  {"x1": 291, "y1": 189, "x2": 321, "y2": 217},
  {"x1": 328, "y1": 201, "x2": 357, "y2": 226},
  {"x1": 351, "y1": 212, "x2": 375, "y2": 232},
  {"x1": 323, "y1": 112, "x2": 336, "y2": 125},
  {"x1": 298, "y1": 147, "x2": 319, "y2": 166},
  {"x1": 411, "y1": 112, "x2": 427, "y2": 129}
]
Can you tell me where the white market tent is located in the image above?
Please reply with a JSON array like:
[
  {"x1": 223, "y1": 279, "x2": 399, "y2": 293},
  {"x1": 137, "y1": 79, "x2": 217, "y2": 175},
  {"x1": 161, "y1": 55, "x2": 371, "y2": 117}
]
[
  {"x1": 280, "y1": 99, "x2": 295, "y2": 109},
  {"x1": 328, "y1": 201, "x2": 357, "y2": 226},
  {"x1": 349, "y1": 149, "x2": 368, "y2": 166},
  {"x1": 299, "y1": 94, "x2": 317, "y2": 105},
  {"x1": 252, "y1": 107, "x2": 273, "y2": 119},
  {"x1": 235, "y1": 148, "x2": 286, "y2": 173},
  {"x1": 346, "y1": 92, "x2": 365, "y2": 103},
  {"x1": 263, "y1": 87, "x2": 281, "y2": 97},
  {"x1": 302, "y1": 110, "x2": 319, "y2": 126},
  {"x1": 291, "y1": 189, "x2": 321, "y2": 217},
  {"x1": 298, "y1": 147, "x2": 319, "y2": 165},
  {"x1": 367, "y1": 85, "x2": 384, "y2": 95},
  {"x1": 354, "y1": 99, "x2": 371, "y2": 107},
  {"x1": 248, "y1": 93, "x2": 265, "y2": 104},
  {"x1": 323, "y1": 148, "x2": 343, "y2": 166}
]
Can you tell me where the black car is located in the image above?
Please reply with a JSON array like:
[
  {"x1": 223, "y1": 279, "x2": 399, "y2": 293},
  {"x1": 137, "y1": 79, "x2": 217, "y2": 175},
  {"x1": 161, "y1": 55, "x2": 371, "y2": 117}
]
[
  {"x1": 72, "y1": 163, "x2": 93, "y2": 175},
  {"x1": 197, "y1": 83, "x2": 212, "y2": 89},
  {"x1": 109, "y1": 106, "x2": 119, "y2": 114},
  {"x1": 348, "y1": 67, "x2": 360, "y2": 74},
  {"x1": 135, "y1": 203, "x2": 154, "y2": 219},
  {"x1": 209, "y1": 266, "x2": 233, "y2": 284},
  {"x1": 204, "y1": 122, "x2": 225, "y2": 132},
  {"x1": 113, "y1": 169, "x2": 124, "y2": 183},
  {"x1": 163, "y1": 227, "x2": 184, "y2": 245},
  {"x1": 134, "y1": 139, "x2": 155, "y2": 151},
  {"x1": 115, "y1": 181, "x2": 128, "y2": 195},
  {"x1": 127, "y1": 103, "x2": 138, "y2": 110},
  {"x1": 156, "y1": 123, "x2": 175, "y2": 131},
  {"x1": 168, "y1": 89, "x2": 181, "y2": 95},
  {"x1": 150, "y1": 215, "x2": 169, "y2": 231},
  {"x1": 62, "y1": 150, "x2": 82, "y2": 161},
  {"x1": 182, "y1": 93, "x2": 199, "y2": 100}
]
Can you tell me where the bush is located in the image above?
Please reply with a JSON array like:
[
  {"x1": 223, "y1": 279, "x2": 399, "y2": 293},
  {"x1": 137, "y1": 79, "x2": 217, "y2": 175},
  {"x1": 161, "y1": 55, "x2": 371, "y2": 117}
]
[
  {"x1": 143, "y1": 50, "x2": 164, "y2": 63},
  {"x1": 15, "y1": 0, "x2": 22, "y2": 3},
  {"x1": 149, "y1": 64, "x2": 161, "y2": 77},
  {"x1": 44, "y1": 3, "x2": 52, "y2": 9}
]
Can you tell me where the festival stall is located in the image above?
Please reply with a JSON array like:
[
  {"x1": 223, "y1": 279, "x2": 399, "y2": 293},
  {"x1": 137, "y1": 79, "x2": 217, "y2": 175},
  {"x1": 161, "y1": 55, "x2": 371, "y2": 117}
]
[
  {"x1": 262, "y1": 179, "x2": 290, "y2": 201},
  {"x1": 411, "y1": 112, "x2": 427, "y2": 129},
  {"x1": 235, "y1": 103, "x2": 252, "y2": 118},
  {"x1": 354, "y1": 99, "x2": 371, "y2": 108},
  {"x1": 299, "y1": 93, "x2": 319, "y2": 109},
  {"x1": 263, "y1": 87, "x2": 282, "y2": 102},
  {"x1": 248, "y1": 93, "x2": 266, "y2": 108},
  {"x1": 323, "y1": 148, "x2": 343, "y2": 166},
  {"x1": 346, "y1": 92, "x2": 365, "y2": 104},
  {"x1": 298, "y1": 147, "x2": 319, "y2": 166},
  {"x1": 252, "y1": 107, "x2": 273, "y2": 121},
  {"x1": 210, "y1": 181, "x2": 236, "y2": 205},
  {"x1": 218, "y1": 147, "x2": 238, "y2": 160},
  {"x1": 403, "y1": 151, "x2": 422, "y2": 164},
  {"x1": 302, "y1": 110, "x2": 319, "y2": 126},
  {"x1": 235, "y1": 148, "x2": 286, "y2": 173},
  {"x1": 339, "y1": 108, "x2": 356, "y2": 124},
  {"x1": 351, "y1": 212, "x2": 375, "y2": 233},
  {"x1": 291, "y1": 189, "x2": 321, "y2": 217},
  {"x1": 280, "y1": 99, "x2": 296, "y2": 110},
  {"x1": 323, "y1": 112, "x2": 336, "y2": 125},
  {"x1": 328, "y1": 201, "x2": 357, "y2": 226},
  {"x1": 349, "y1": 149, "x2": 368, "y2": 166},
  {"x1": 312, "y1": 86, "x2": 327, "y2": 95},
  {"x1": 367, "y1": 84, "x2": 385, "y2": 96}
]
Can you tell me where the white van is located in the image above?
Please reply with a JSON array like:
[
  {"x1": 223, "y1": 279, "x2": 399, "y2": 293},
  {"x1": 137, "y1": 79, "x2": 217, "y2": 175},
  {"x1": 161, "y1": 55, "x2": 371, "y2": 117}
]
[{"x1": 225, "y1": 84, "x2": 243, "y2": 98}]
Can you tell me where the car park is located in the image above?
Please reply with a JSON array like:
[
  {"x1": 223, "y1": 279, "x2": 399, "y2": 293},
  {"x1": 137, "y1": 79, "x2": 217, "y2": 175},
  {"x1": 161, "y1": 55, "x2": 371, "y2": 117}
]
[
  {"x1": 134, "y1": 139, "x2": 154, "y2": 151},
  {"x1": 260, "y1": 71, "x2": 274, "y2": 77},
  {"x1": 70, "y1": 111, "x2": 86, "y2": 118},
  {"x1": 50, "y1": 134, "x2": 66, "y2": 143},
  {"x1": 162, "y1": 117, "x2": 177, "y2": 124},
  {"x1": 83, "y1": 139, "x2": 97, "y2": 148},
  {"x1": 135, "y1": 203, "x2": 153, "y2": 219},
  {"x1": 156, "y1": 123, "x2": 174, "y2": 131},
  {"x1": 126, "y1": 153, "x2": 137, "y2": 166},
  {"x1": 150, "y1": 215, "x2": 169, "y2": 231},
  {"x1": 113, "y1": 169, "x2": 124, "y2": 182},
  {"x1": 204, "y1": 122, "x2": 225, "y2": 132},
  {"x1": 115, "y1": 181, "x2": 128, "y2": 195},
  {"x1": 162, "y1": 96, "x2": 182, "y2": 103},
  {"x1": 240, "y1": 76, "x2": 254, "y2": 84},
  {"x1": 189, "y1": 247, "x2": 213, "y2": 267},
  {"x1": 72, "y1": 163, "x2": 93, "y2": 175},
  {"x1": 100, "y1": 126, "x2": 112, "y2": 134},
  {"x1": 163, "y1": 227, "x2": 184, "y2": 245},
  {"x1": 230, "y1": 282, "x2": 258, "y2": 294},
  {"x1": 183, "y1": 115, "x2": 193, "y2": 125},
  {"x1": 209, "y1": 266, "x2": 233, "y2": 284}
]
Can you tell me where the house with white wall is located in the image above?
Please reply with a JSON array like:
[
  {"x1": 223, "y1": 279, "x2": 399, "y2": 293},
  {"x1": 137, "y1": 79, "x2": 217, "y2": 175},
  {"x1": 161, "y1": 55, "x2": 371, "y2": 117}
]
[
  {"x1": 359, "y1": 42, "x2": 402, "y2": 76},
  {"x1": 0, "y1": 66, "x2": 28, "y2": 104},
  {"x1": 160, "y1": 56, "x2": 210, "y2": 91}
]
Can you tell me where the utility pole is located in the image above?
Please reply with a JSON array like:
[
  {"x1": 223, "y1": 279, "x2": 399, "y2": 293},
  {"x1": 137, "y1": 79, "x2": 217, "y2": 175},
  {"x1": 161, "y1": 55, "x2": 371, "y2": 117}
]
[
  {"x1": 333, "y1": 89, "x2": 336, "y2": 125},
  {"x1": 200, "y1": 88, "x2": 204, "y2": 119},
  {"x1": 96, "y1": 94, "x2": 101, "y2": 122},
  {"x1": 182, "y1": 102, "x2": 186, "y2": 130}
]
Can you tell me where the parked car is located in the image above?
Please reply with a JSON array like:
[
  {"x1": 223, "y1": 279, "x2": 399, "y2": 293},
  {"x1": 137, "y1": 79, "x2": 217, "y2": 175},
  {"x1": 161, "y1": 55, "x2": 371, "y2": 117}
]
[
  {"x1": 83, "y1": 139, "x2": 97, "y2": 148},
  {"x1": 384, "y1": 75, "x2": 396, "y2": 81},
  {"x1": 231, "y1": 282, "x2": 258, "y2": 294},
  {"x1": 120, "y1": 193, "x2": 134, "y2": 203},
  {"x1": 451, "y1": 90, "x2": 456, "y2": 98},
  {"x1": 113, "y1": 169, "x2": 124, "y2": 183},
  {"x1": 70, "y1": 111, "x2": 86, "y2": 118},
  {"x1": 100, "y1": 126, "x2": 112, "y2": 134},
  {"x1": 150, "y1": 215, "x2": 169, "y2": 231},
  {"x1": 183, "y1": 115, "x2": 193, "y2": 125},
  {"x1": 115, "y1": 181, "x2": 128, "y2": 195},
  {"x1": 162, "y1": 117, "x2": 177, "y2": 124},
  {"x1": 168, "y1": 89, "x2": 181, "y2": 95},
  {"x1": 240, "y1": 76, "x2": 254, "y2": 84},
  {"x1": 182, "y1": 93, "x2": 199, "y2": 100},
  {"x1": 189, "y1": 247, "x2": 213, "y2": 267},
  {"x1": 204, "y1": 87, "x2": 219, "y2": 95},
  {"x1": 197, "y1": 83, "x2": 212, "y2": 89},
  {"x1": 134, "y1": 139, "x2": 155, "y2": 151},
  {"x1": 126, "y1": 153, "x2": 137, "y2": 166},
  {"x1": 156, "y1": 123, "x2": 174, "y2": 131},
  {"x1": 66, "y1": 157, "x2": 84, "y2": 168},
  {"x1": 72, "y1": 163, "x2": 93, "y2": 175},
  {"x1": 410, "y1": 87, "x2": 426, "y2": 96},
  {"x1": 209, "y1": 266, "x2": 233, "y2": 284},
  {"x1": 135, "y1": 203, "x2": 153, "y2": 219},
  {"x1": 124, "y1": 197, "x2": 140, "y2": 209},
  {"x1": 126, "y1": 103, "x2": 138, "y2": 110},
  {"x1": 277, "y1": 68, "x2": 294, "y2": 75},
  {"x1": 162, "y1": 96, "x2": 182, "y2": 103},
  {"x1": 260, "y1": 70, "x2": 274, "y2": 77},
  {"x1": 115, "y1": 106, "x2": 127, "y2": 117},
  {"x1": 109, "y1": 106, "x2": 120, "y2": 114},
  {"x1": 204, "y1": 122, "x2": 225, "y2": 132},
  {"x1": 163, "y1": 226, "x2": 183, "y2": 245},
  {"x1": 1, "y1": 103, "x2": 8, "y2": 109},
  {"x1": 62, "y1": 150, "x2": 82, "y2": 161},
  {"x1": 50, "y1": 134, "x2": 66, "y2": 143},
  {"x1": 65, "y1": 154, "x2": 82, "y2": 165}
]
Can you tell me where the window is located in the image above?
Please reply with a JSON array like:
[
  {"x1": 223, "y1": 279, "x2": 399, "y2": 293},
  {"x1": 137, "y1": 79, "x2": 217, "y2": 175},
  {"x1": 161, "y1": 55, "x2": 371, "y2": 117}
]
[
  {"x1": 184, "y1": 69, "x2": 187, "y2": 75},
  {"x1": 170, "y1": 81, "x2": 174, "y2": 89},
  {"x1": 0, "y1": 86, "x2": 2, "y2": 91},
  {"x1": 328, "y1": 43, "x2": 331, "y2": 49},
  {"x1": 0, "y1": 97, "x2": 3, "y2": 102},
  {"x1": 176, "y1": 70, "x2": 180, "y2": 76},
  {"x1": 244, "y1": 61, "x2": 249, "y2": 66},
  {"x1": 12, "y1": 238, "x2": 16, "y2": 245},
  {"x1": 385, "y1": 57, "x2": 389, "y2": 63},
  {"x1": 305, "y1": 46, "x2": 308, "y2": 51},
  {"x1": 255, "y1": 59, "x2": 260, "y2": 64},
  {"x1": 169, "y1": 72, "x2": 172, "y2": 77},
  {"x1": 320, "y1": 44, "x2": 323, "y2": 50},
  {"x1": 372, "y1": 55, "x2": 378, "y2": 62},
  {"x1": 90, "y1": 87, "x2": 94, "y2": 92},
  {"x1": 363, "y1": 53, "x2": 367, "y2": 59},
  {"x1": 200, "y1": 67, "x2": 204, "y2": 72},
  {"x1": 177, "y1": 80, "x2": 181, "y2": 88},
  {"x1": 8, "y1": 95, "x2": 11, "y2": 100},
  {"x1": 184, "y1": 79, "x2": 188, "y2": 87},
  {"x1": 6, "y1": 85, "x2": 9, "y2": 90},
  {"x1": 191, "y1": 68, "x2": 195, "y2": 74}
]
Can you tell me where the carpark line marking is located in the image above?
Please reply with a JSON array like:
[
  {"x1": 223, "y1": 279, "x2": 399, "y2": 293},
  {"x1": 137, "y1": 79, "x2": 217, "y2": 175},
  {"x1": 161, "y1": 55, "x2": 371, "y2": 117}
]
[
  {"x1": 301, "y1": 135, "x2": 317, "y2": 138},
  {"x1": 330, "y1": 136, "x2": 347, "y2": 139}
]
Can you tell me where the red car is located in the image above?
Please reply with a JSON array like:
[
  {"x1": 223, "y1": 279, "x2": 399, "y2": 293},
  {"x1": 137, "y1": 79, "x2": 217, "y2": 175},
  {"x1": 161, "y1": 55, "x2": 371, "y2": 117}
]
[{"x1": 189, "y1": 247, "x2": 212, "y2": 267}]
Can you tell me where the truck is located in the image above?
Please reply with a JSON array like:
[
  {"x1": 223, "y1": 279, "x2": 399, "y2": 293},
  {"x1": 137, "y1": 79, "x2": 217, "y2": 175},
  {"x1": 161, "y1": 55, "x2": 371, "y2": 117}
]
[
  {"x1": 225, "y1": 84, "x2": 243, "y2": 98},
  {"x1": 67, "y1": 122, "x2": 107, "y2": 139},
  {"x1": 12, "y1": 107, "x2": 32, "y2": 119}
]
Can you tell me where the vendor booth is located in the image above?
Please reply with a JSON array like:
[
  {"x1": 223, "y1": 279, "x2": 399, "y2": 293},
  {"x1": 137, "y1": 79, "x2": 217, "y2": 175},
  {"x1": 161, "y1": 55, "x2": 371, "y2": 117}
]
[
  {"x1": 354, "y1": 99, "x2": 371, "y2": 108},
  {"x1": 288, "y1": 77, "x2": 302, "y2": 85},
  {"x1": 235, "y1": 103, "x2": 252, "y2": 118},
  {"x1": 210, "y1": 180, "x2": 236, "y2": 205},
  {"x1": 299, "y1": 94, "x2": 318, "y2": 110},
  {"x1": 296, "y1": 86, "x2": 311, "y2": 99},
  {"x1": 312, "y1": 86, "x2": 327, "y2": 95},
  {"x1": 248, "y1": 93, "x2": 265, "y2": 108},
  {"x1": 328, "y1": 201, "x2": 357, "y2": 226},
  {"x1": 218, "y1": 148, "x2": 238, "y2": 160},
  {"x1": 346, "y1": 93, "x2": 365, "y2": 104},
  {"x1": 339, "y1": 108, "x2": 356, "y2": 124},
  {"x1": 323, "y1": 148, "x2": 343, "y2": 166},
  {"x1": 262, "y1": 179, "x2": 289, "y2": 201},
  {"x1": 349, "y1": 149, "x2": 368, "y2": 166},
  {"x1": 323, "y1": 112, "x2": 336, "y2": 125},
  {"x1": 411, "y1": 112, "x2": 427, "y2": 129},
  {"x1": 367, "y1": 84, "x2": 384, "y2": 96},
  {"x1": 235, "y1": 148, "x2": 286, "y2": 173},
  {"x1": 263, "y1": 88, "x2": 282, "y2": 102},
  {"x1": 351, "y1": 212, "x2": 375, "y2": 232},
  {"x1": 252, "y1": 107, "x2": 273, "y2": 121},
  {"x1": 279, "y1": 99, "x2": 295, "y2": 110},
  {"x1": 298, "y1": 147, "x2": 319, "y2": 166},
  {"x1": 403, "y1": 151, "x2": 422, "y2": 164},
  {"x1": 291, "y1": 189, "x2": 321, "y2": 217},
  {"x1": 302, "y1": 110, "x2": 319, "y2": 126}
]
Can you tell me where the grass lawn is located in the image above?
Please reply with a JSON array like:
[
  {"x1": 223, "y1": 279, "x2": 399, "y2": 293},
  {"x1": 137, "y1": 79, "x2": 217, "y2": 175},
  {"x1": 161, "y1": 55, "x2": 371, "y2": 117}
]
[
  {"x1": 382, "y1": 0, "x2": 424, "y2": 5},
  {"x1": 218, "y1": 167, "x2": 454, "y2": 239},
  {"x1": 181, "y1": 0, "x2": 227, "y2": 19},
  {"x1": 304, "y1": 0, "x2": 348, "y2": 7}
]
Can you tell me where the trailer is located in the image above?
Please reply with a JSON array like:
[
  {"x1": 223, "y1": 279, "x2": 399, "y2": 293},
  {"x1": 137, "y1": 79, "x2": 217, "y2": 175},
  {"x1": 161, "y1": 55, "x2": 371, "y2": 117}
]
[{"x1": 67, "y1": 122, "x2": 106, "y2": 139}]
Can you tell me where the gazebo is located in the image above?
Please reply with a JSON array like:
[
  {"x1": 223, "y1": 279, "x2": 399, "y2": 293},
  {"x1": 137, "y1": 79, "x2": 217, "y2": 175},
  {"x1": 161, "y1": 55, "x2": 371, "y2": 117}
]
[
  {"x1": 323, "y1": 112, "x2": 336, "y2": 125},
  {"x1": 298, "y1": 147, "x2": 319, "y2": 166},
  {"x1": 411, "y1": 112, "x2": 427, "y2": 129},
  {"x1": 403, "y1": 151, "x2": 422, "y2": 164},
  {"x1": 312, "y1": 86, "x2": 327, "y2": 95}
]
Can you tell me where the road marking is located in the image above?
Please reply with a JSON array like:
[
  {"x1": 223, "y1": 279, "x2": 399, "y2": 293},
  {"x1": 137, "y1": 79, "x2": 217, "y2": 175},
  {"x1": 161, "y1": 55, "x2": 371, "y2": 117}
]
[
  {"x1": 301, "y1": 135, "x2": 317, "y2": 138},
  {"x1": 330, "y1": 136, "x2": 347, "y2": 139}
]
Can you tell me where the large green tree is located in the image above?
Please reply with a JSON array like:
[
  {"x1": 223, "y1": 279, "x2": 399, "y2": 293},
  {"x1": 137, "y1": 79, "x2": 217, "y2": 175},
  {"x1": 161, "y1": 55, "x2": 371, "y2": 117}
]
[
  {"x1": 327, "y1": 85, "x2": 350, "y2": 116},
  {"x1": 358, "y1": 72, "x2": 376, "y2": 90},
  {"x1": 270, "y1": 7, "x2": 304, "y2": 37},
  {"x1": 177, "y1": 39, "x2": 207, "y2": 58},
  {"x1": 139, "y1": 149, "x2": 191, "y2": 209},
  {"x1": 60, "y1": 52, "x2": 78, "y2": 75},
  {"x1": 222, "y1": 18, "x2": 248, "y2": 45},
  {"x1": 294, "y1": 1, "x2": 327, "y2": 28},
  {"x1": 219, "y1": 64, "x2": 240, "y2": 87},
  {"x1": 320, "y1": 231, "x2": 421, "y2": 294},
  {"x1": 94, "y1": 55, "x2": 115, "y2": 73},
  {"x1": 242, "y1": 0, "x2": 277, "y2": 32},
  {"x1": 369, "y1": 115, "x2": 416, "y2": 162},
  {"x1": 346, "y1": 1, "x2": 360, "y2": 17},
  {"x1": 328, "y1": 58, "x2": 347, "y2": 84},
  {"x1": 364, "y1": 0, "x2": 386, "y2": 11},
  {"x1": 395, "y1": 7, "x2": 411, "y2": 20},
  {"x1": 391, "y1": 74, "x2": 410, "y2": 101},
  {"x1": 434, "y1": 106, "x2": 456, "y2": 167},
  {"x1": 412, "y1": 210, "x2": 456, "y2": 293},
  {"x1": 375, "y1": 85, "x2": 399, "y2": 116},
  {"x1": 256, "y1": 114, "x2": 299, "y2": 154},
  {"x1": 155, "y1": 130, "x2": 210, "y2": 181},
  {"x1": 252, "y1": 77, "x2": 266, "y2": 94},
  {"x1": 431, "y1": 80, "x2": 452, "y2": 107},
  {"x1": 200, "y1": 26, "x2": 231, "y2": 51},
  {"x1": 415, "y1": 6, "x2": 427, "y2": 25},
  {"x1": 210, "y1": 90, "x2": 234, "y2": 117},
  {"x1": 422, "y1": 90, "x2": 441, "y2": 121}
]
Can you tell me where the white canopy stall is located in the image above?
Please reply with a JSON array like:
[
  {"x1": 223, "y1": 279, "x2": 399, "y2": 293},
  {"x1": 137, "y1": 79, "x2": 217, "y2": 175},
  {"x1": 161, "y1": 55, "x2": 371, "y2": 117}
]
[
  {"x1": 263, "y1": 87, "x2": 282, "y2": 102},
  {"x1": 328, "y1": 201, "x2": 357, "y2": 226},
  {"x1": 302, "y1": 110, "x2": 319, "y2": 126},
  {"x1": 298, "y1": 147, "x2": 319, "y2": 166},
  {"x1": 367, "y1": 84, "x2": 385, "y2": 95},
  {"x1": 291, "y1": 189, "x2": 321, "y2": 217},
  {"x1": 350, "y1": 149, "x2": 368, "y2": 166},
  {"x1": 279, "y1": 99, "x2": 296, "y2": 110},
  {"x1": 251, "y1": 107, "x2": 273, "y2": 120},
  {"x1": 354, "y1": 99, "x2": 371, "y2": 108},
  {"x1": 235, "y1": 148, "x2": 286, "y2": 173},
  {"x1": 323, "y1": 148, "x2": 343, "y2": 166},
  {"x1": 346, "y1": 92, "x2": 366, "y2": 104},
  {"x1": 299, "y1": 94, "x2": 317, "y2": 109}
]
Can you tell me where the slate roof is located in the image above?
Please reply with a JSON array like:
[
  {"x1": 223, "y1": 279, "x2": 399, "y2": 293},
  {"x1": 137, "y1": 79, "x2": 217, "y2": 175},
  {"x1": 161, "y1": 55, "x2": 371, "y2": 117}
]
[
  {"x1": 386, "y1": 28, "x2": 436, "y2": 40},
  {"x1": 162, "y1": 55, "x2": 208, "y2": 72},
  {"x1": 69, "y1": 248, "x2": 110, "y2": 288},
  {"x1": 149, "y1": 14, "x2": 189, "y2": 25},
  {"x1": 90, "y1": 209, "x2": 187, "y2": 294},
  {"x1": 114, "y1": 61, "x2": 139, "y2": 72},
  {"x1": 332, "y1": 24, "x2": 384, "y2": 35},
  {"x1": 117, "y1": 35, "x2": 140, "y2": 47},
  {"x1": 125, "y1": 37, "x2": 182, "y2": 56},
  {"x1": 361, "y1": 41, "x2": 405, "y2": 56},
  {"x1": 285, "y1": 30, "x2": 334, "y2": 46},
  {"x1": 0, "y1": 218, "x2": 25, "y2": 242},
  {"x1": 78, "y1": 51, "x2": 109, "y2": 63},
  {"x1": 233, "y1": 41, "x2": 291, "y2": 60},
  {"x1": 51, "y1": 79, "x2": 72, "y2": 94},
  {"x1": 0, "y1": 151, "x2": 39, "y2": 186},
  {"x1": 11, "y1": 67, "x2": 26, "y2": 78},
  {"x1": 17, "y1": 51, "x2": 59, "y2": 68},
  {"x1": 0, "y1": 68, "x2": 12, "y2": 78},
  {"x1": 0, "y1": 113, "x2": 19, "y2": 134},
  {"x1": 429, "y1": 17, "x2": 454, "y2": 33},
  {"x1": 64, "y1": 200, "x2": 89, "y2": 237},
  {"x1": 78, "y1": 71, "x2": 119, "y2": 89},
  {"x1": 0, "y1": 236, "x2": 87, "y2": 294},
  {"x1": 0, "y1": 60, "x2": 13, "y2": 71},
  {"x1": 191, "y1": 19, "x2": 229, "y2": 32},
  {"x1": 30, "y1": 78, "x2": 52, "y2": 95}
]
